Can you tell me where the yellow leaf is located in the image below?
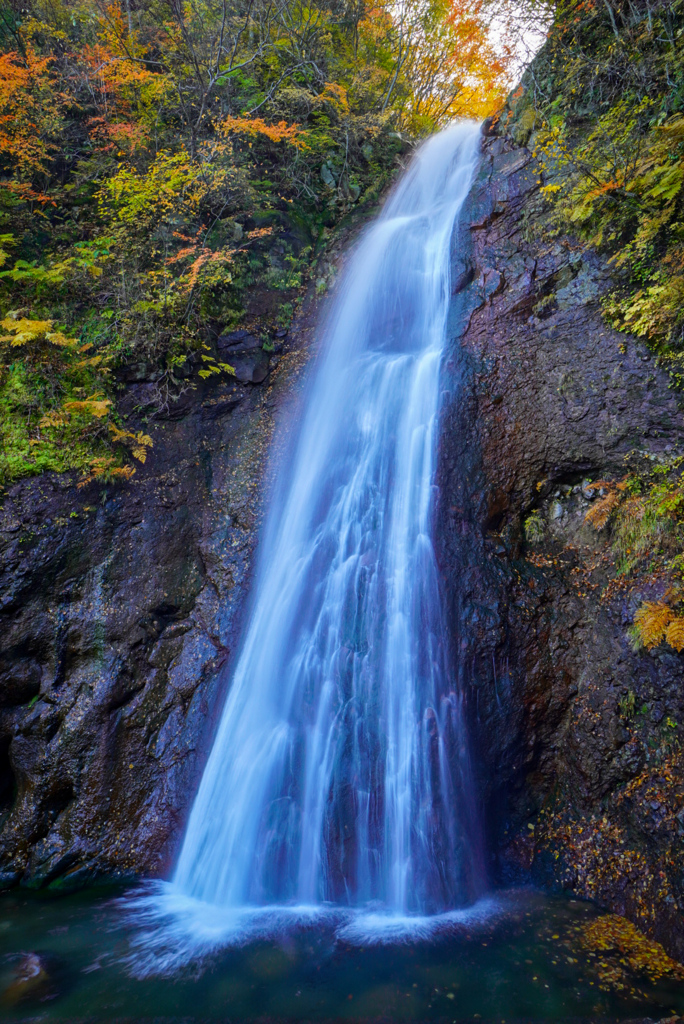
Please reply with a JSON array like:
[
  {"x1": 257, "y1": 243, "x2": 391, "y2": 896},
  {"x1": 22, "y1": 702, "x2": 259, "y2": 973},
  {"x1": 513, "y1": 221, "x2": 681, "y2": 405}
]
[
  {"x1": 46, "y1": 330, "x2": 77, "y2": 348},
  {"x1": 0, "y1": 317, "x2": 52, "y2": 346},
  {"x1": 665, "y1": 617, "x2": 684, "y2": 653},
  {"x1": 39, "y1": 410, "x2": 69, "y2": 428},
  {"x1": 77, "y1": 458, "x2": 136, "y2": 488},
  {"x1": 634, "y1": 601, "x2": 674, "y2": 649},
  {"x1": 63, "y1": 397, "x2": 111, "y2": 418},
  {"x1": 585, "y1": 491, "x2": 621, "y2": 530}
]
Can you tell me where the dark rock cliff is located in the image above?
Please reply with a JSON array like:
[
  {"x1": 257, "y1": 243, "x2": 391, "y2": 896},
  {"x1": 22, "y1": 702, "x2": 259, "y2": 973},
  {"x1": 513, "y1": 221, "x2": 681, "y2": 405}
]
[
  {"x1": 0, "y1": 313, "x2": 317, "y2": 890},
  {"x1": 438, "y1": 129, "x2": 684, "y2": 957}
]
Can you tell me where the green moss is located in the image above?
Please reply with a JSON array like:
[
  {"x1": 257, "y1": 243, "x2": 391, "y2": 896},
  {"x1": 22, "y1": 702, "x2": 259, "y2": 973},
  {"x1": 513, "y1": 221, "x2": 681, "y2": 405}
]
[
  {"x1": 0, "y1": 354, "x2": 110, "y2": 488},
  {"x1": 523, "y1": 0, "x2": 684, "y2": 370}
]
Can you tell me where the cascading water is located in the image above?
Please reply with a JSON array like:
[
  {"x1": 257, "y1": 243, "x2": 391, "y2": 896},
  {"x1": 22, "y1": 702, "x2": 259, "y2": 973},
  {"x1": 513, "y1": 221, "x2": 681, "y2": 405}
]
[{"x1": 128, "y1": 123, "x2": 485, "y2": 963}]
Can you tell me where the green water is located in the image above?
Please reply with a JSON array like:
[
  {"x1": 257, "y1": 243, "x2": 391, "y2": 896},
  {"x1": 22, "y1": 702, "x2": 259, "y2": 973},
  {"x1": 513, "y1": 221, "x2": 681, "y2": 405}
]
[{"x1": 0, "y1": 887, "x2": 680, "y2": 1023}]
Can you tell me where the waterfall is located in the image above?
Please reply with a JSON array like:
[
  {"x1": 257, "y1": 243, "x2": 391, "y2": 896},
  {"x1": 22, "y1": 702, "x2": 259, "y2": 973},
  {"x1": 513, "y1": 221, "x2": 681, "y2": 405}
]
[
  {"x1": 130, "y1": 124, "x2": 484, "y2": 961},
  {"x1": 173, "y1": 121, "x2": 482, "y2": 917}
]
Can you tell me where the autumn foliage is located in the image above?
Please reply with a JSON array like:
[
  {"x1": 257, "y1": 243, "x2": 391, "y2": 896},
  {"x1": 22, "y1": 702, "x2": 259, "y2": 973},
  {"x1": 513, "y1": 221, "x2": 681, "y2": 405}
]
[
  {"x1": 0, "y1": 0, "x2": 510, "y2": 486},
  {"x1": 496, "y1": 0, "x2": 684, "y2": 658}
]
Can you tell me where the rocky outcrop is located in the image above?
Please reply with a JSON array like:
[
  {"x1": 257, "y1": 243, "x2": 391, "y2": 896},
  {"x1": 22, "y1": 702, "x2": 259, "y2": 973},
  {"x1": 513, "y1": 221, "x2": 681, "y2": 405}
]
[
  {"x1": 0, "y1": 314, "x2": 315, "y2": 889},
  {"x1": 438, "y1": 128, "x2": 684, "y2": 957}
]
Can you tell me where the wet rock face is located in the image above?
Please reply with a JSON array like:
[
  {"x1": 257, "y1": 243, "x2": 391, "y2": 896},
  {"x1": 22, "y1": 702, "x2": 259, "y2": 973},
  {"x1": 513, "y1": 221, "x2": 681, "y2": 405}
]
[
  {"x1": 0, "y1": 326, "x2": 312, "y2": 889},
  {"x1": 438, "y1": 133, "x2": 684, "y2": 956},
  {"x1": 217, "y1": 330, "x2": 272, "y2": 384}
]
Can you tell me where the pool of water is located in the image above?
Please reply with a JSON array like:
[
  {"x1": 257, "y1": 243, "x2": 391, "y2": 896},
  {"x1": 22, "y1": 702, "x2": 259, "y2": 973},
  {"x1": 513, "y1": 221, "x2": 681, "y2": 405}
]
[{"x1": 0, "y1": 886, "x2": 681, "y2": 1023}]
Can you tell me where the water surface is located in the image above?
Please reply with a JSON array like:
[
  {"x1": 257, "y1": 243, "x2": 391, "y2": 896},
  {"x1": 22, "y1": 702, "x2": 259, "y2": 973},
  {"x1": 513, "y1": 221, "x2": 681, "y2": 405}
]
[{"x1": 0, "y1": 887, "x2": 682, "y2": 1022}]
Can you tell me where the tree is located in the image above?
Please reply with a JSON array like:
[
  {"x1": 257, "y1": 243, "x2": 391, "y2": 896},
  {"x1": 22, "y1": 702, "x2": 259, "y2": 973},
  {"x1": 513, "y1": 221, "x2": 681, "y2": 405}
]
[{"x1": 0, "y1": 0, "x2": 511, "y2": 487}]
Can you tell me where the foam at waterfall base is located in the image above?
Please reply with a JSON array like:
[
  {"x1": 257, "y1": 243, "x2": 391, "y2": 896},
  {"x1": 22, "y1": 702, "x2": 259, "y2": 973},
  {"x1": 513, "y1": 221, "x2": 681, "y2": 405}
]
[
  {"x1": 335, "y1": 901, "x2": 501, "y2": 943},
  {"x1": 119, "y1": 881, "x2": 504, "y2": 978}
]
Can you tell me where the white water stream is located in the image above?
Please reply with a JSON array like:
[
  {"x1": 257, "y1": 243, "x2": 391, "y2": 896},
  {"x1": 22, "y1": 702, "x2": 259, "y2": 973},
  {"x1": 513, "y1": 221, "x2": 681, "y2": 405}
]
[{"x1": 128, "y1": 123, "x2": 484, "y2": 964}]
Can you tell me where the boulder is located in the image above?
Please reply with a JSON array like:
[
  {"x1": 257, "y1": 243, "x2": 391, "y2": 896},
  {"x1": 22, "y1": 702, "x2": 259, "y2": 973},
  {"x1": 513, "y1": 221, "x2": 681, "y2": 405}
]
[
  {"x1": 2, "y1": 953, "x2": 55, "y2": 1005},
  {"x1": 217, "y1": 331, "x2": 270, "y2": 384}
]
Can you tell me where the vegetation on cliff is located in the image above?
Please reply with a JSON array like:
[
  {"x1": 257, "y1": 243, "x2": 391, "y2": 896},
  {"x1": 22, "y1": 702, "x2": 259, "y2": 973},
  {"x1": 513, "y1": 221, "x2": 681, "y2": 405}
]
[
  {"x1": 0, "y1": 0, "x2": 508, "y2": 488},
  {"x1": 499, "y1": 0, "x2": 684, "y2": 652}
]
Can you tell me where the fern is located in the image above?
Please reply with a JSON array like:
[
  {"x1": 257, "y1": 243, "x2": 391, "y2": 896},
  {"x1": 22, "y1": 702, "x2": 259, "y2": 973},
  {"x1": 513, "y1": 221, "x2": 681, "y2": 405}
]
[
  {"x1": 585, "y1": 491, "x2": 621, "y2": 530},
  {"x1": 63, "y1": 396, "x2": 111, "y2": 418},
  {"x1": 77, "y1": 457, "x2": 136, "y2": 489},
  {"x1": 665, "y1": 617, "x2": 684, "y2": 653},
  {"x1": 110, "y1": 424, "x2": 153, "y2": 463},
  {"x1": 633, "y1": 601, "x2": 673, "y2": 649},
  {"x1": 585, "y1": 477, "x2": 629, "y2": 531},
  {"x1": 524, "y1": 511, "x2": 545, "y2": 543}
]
